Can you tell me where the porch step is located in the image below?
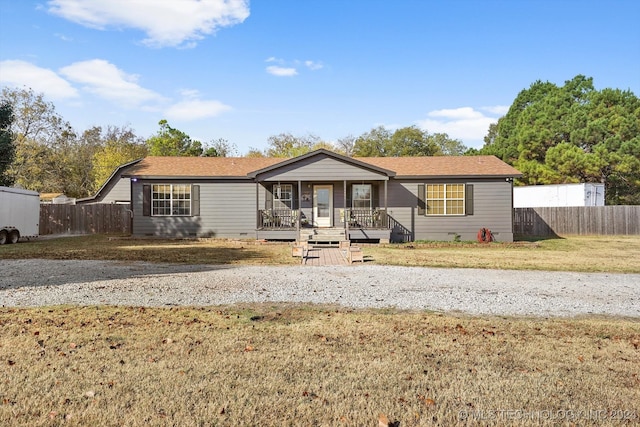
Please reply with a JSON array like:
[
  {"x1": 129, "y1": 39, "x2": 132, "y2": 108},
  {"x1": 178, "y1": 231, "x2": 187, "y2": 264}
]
[{"x1": 300, "y1": 228, "x2": 346, "y2": 247}]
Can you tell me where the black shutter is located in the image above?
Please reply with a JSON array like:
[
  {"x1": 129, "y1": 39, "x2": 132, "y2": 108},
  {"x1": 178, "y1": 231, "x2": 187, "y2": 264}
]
[
  {"x1": 143, "y1": 185, "x2": 151, "y2": 216},
  {"x1": 192, "y1": 185, "x2": 200, "y2": 216},
  {"x1": 465, "y1": 184, "x2": 474, "y2": 215},
  {"x1": 417, "y1": 184, "x2": 425, "y2": 215}
]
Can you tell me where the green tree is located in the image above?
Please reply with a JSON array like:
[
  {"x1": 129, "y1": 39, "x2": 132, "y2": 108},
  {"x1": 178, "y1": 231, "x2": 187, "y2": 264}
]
[
  {"x1": 390, "y1": 126, "x2": 442, "y2": 156},
  {"x1": 433, "y1": 133, "x2": 467, "y2": 156},
  {"x1": 480, "y1": 75, "x2": 640, "y2": 204},
  {"x1": 265, "y1": 133, "x2": 323, "y2": 157},
  {"x1": 353, "y1": 125, "x2": 462, "y2": 157},
  {"x1": 202, "y1": 138, "x2": 238, "y2": 157},
  {"x1": 1, "y1": 87, "x2": 76, "y2": 192},
  {"x1": 146, "y1": 120, "x2": 203, "y2": 156},
  {"x1": 92, "y1": 125, "x2": 148, "y2": 191},
  {"x1": 0, "y1": 102, "x2": 14, "y2": 186},
  {"x1": 352, "y1": 126, "x2": 392, "y2": 156},
  {"x1": 244, "y1": 147, "x2": 266, "y2": 157},
  {"x1": 481, "y1": 79, "x2": 559, "y2": 163}
]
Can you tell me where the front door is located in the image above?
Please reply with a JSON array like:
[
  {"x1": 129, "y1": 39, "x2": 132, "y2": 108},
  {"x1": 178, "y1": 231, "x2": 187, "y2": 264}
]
[{"x1": 313, "y1": 185, "x2": 332, "y2": 227}]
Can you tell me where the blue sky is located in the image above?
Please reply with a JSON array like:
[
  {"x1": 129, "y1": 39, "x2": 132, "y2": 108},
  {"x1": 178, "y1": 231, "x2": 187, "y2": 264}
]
[{"x1": 1, "y1": 0, "x2": 638, "y2": 154}]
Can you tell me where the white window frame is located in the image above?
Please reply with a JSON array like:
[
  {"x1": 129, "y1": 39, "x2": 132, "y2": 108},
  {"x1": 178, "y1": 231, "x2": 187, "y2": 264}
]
[
  {"x1": 352, "y1": 184, "x2": 372, "y2": 210},
  {"x1": 426, "y1": 183, "x2": 465, "y2": 215},
  {"x1": 152, "y1": 184, "x2": 191, "y2": 216},
  {"x1": 273, "y1": 184, "x2": 293, "y2": 209}
]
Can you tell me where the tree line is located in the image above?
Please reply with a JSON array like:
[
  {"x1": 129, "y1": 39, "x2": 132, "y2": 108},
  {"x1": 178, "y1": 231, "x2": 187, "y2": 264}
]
[
  {"x1": 0, "y1": 87, "x2": 465, "y2": 198},
  {"x1": 477, "y1": 75, "x2": 640, "y2": 205},
  {"x1": 2, "y1": 74, "x2": 639, "y2": 204}
]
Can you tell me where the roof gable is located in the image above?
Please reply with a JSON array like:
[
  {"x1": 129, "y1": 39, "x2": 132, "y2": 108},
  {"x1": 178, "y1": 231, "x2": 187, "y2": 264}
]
[{"x1": 248, "y1": 149, "x2": 395, "y2": 179}]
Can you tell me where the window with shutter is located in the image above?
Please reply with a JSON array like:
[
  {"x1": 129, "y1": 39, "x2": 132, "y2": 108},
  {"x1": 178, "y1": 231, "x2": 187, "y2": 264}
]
[{"x1": 150, "y1": 184, "x2": 192, "y2": 216}]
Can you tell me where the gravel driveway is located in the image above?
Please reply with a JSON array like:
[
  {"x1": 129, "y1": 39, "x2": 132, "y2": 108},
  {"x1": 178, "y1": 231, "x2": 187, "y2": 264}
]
[{"x1": 1, "y1": 259, "x2": 638, "y2": 317}]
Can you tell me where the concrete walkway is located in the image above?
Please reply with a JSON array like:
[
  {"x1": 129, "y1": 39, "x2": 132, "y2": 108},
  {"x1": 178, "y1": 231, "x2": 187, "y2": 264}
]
[{"x1": 303, "y1": 247, "x2": 349, "y2": 266}]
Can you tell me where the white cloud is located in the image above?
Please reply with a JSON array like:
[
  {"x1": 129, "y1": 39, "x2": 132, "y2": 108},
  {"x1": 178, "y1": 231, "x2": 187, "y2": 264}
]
[
  {"x1": 178, "y1": 89, "x2": 202, "y2": 100},
  {"x1": 416, "y1": 106, "x2": 505, "y2": 147},
  {"x1": 47, "y1": 0, "x2": 250, "y2": 48},
  {"x1": 266, "y1": 65, "x2": 298, "y2": 77},
  {"x1": 304, "y1": 60, "x2": 323, "y2": 70},
  {"x1": 481, "y1": 105, "x2": 509, "y2": 115},
  {"x1": 165, "y1": 98, "x2": 232, "y2": 121},
  {"x1": 264, "y1": 57, "x2": 325, "y2": 76},
  {"x1": 59, "y1": 59, "x2": 165, "y2": 107},
  {"x1": 0, "y1": 60, "x2": 79, "y2": 100},
  {"x1": 54, "y1": 33, "x2": 73, "y2": 42}
]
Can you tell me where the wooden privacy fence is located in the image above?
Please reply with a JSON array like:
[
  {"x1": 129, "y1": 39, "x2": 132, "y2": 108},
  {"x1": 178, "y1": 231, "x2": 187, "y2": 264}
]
[
  {"x1": 40, "y1": 204, "x2": 132, "y2": 235},
  {"x1": 514, "y1": 206, "x2": 640, "y2": 237}
]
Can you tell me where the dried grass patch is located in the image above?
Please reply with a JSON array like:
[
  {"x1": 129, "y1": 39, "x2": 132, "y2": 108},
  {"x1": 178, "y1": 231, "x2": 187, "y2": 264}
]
[
  {"x1": 2, "y1": 234, "x2": 640, "y2": 272},
  {"x1": 367, "y1": 235, "x2": 640, "y2": 273},
  {"x1": 1, "y1": 235, "x2": 297, "y2": 266},
  {"x1": 1, "y1": 305, "x2": 638, "y2": 426}
]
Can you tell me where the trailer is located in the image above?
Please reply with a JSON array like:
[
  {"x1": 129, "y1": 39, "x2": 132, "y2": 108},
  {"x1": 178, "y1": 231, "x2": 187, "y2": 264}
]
[
  {"x1": 0, "y1": 186, "x2": 40, "y2": 244},
  {"x1": 513, "y1": 183, "x2": 605, "y2": 208}
]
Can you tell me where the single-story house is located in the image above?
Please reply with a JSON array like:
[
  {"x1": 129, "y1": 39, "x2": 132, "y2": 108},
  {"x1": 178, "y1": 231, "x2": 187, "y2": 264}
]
[{"x1": 79, "y1": 149, "x2": 522, "y2": 242}]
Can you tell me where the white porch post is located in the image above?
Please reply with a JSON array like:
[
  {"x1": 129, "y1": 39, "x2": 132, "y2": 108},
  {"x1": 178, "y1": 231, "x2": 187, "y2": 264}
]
[
  {"x1": 343, "y1": 180, "x2": 347, "y2": 233},
  {"x1": 384, "y1": 179, "x2": 388, "y2": 212}
]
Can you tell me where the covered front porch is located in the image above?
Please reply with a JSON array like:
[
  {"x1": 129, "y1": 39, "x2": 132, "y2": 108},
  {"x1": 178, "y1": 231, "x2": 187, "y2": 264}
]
[
  {"x1": 255, "y1": 181, "x2": 391, "y2": 242},
  {"x1": 249, "y1": 150, "x2": 395, "y2": 242}
]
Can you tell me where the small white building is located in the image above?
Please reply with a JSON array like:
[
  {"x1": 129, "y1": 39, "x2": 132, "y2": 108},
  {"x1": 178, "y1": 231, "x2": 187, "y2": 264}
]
[{"x1": 513, "y1": 183, "x2": 605, "y2": 208}]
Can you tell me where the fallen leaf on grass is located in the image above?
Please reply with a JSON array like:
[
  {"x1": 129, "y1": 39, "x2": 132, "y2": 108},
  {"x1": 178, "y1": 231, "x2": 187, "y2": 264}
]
[{"x1": 418, "y1": 395, "x2": 436, "y2": 406}]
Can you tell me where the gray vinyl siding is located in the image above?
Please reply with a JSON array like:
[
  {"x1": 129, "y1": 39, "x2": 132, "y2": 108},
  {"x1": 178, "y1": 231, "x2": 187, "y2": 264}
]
[
  {"x1": 130, "y1": 177, "x2": 514, "y2": 242},
  {"x1": 386, "y1": 179, "x2": 514, "y2": 242},
  {"x1": 99, "y1": 177, "x2": 132, "y2": 204},
  {"x1": 132, "y1": 180, "x2": 257, "y2": 238},
  {"x1": 257, "y1": 155, "x2": 388, "y2": 181}
]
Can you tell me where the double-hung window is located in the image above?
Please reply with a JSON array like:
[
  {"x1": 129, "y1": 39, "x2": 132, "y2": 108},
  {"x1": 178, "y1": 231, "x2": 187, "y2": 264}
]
[
  {"x1": 426, "y1": 183, "x2": 465, "y2": 215},
  {"x1": 352, "y1": 184, "x2": 372, "y2": 210},
  {"x1": 273, "y1": 184, "x2": 293, "y2": 209},
  {"x1": 152, "y1": 184, "x2": 191, "y2": 216}
]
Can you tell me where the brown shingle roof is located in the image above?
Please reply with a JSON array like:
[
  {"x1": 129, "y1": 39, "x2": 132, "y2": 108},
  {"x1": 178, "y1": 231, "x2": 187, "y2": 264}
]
[
  {"x1": 126, "y1": 156, "x2": 283, "y2": 177},
  {"x1": 126, "y1": 154, "x2": 520, "y2": 178},
  {"x1": 356, "y1": 155, "x2": 521, "y2": 177}
]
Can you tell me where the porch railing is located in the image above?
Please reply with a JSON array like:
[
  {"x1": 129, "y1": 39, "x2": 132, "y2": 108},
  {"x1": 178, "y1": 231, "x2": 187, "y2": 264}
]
[
  {"x1": 258, "y1": 209, "x2": 299, "y2": 229},
  {"x1": 259, "y1": 208, "x2": 389, "y2": 230},
  {"x1": 345, "y1": 208, "x2": 388, "y2": 229}
]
